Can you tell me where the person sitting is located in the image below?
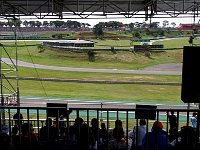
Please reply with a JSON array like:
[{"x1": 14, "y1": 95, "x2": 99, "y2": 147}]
[
  {"x1": 13, "y1": 112, "x2": 23, "y2": 127},
  {"x1": 12, "y1": 123, "x2": 38, "y2": 150},
  {"x1": 0, "y1": 133, "x2": 11, "y2": 150},
  {"x1": 99, "y1": 122, "x2": 108, "y2": 149},
  {"x1": 12, "y1": 125, "x2": 19, "y2": 136},
  {"x1": 39, "y1": 118, "x2": 59, "y2": 150},
  {"x1": 142, "y1": 121, "x2": 168, "y2": 150},
  {"x1": 40, "y1": 118, "x2": 58, "y2": 141},
  {"x1": 68, "y1": 117, "x2": 84, "y2": 142},
  {"x1": 108, "y1": 119, "x2": 123, "y2": 140},
  {"x1": 78, "y1": 123, "x2": 96, "y2": 150},
  {"x1": 132, "y1": 119, "x2": 150, "y2": 150},
  {"x1": 108, "y1": 127, "x2": 130, "y2": 150},
  {"x1": 175, "y1": 126, "x2": 199, "y2": 150},
  {"x1": 90, "y1": 118, "x2": 99, "y2": 142},
  {"x1": 67, "y1": 117, "x2": 84, "y2": 149}
]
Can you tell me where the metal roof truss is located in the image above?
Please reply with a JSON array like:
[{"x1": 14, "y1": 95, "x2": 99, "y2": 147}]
[{"x1": 0, "y1": 0, "x2": 200, "y2": 20}]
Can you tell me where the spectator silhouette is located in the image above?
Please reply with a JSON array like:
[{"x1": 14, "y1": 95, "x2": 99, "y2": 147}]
[
  {"x1": 78, "y1": 123, "x2": 95, "y2": 150},
  {"x1": 39, "y1": 118, "x2": 59, "y2": 150},
  {"x1": 190, "y1": 112, "x2": 197, "y2": 129},
  {"x1": 132, "y1": 119, "x2": 150, "y2": 150},
  {"x1": 13, "y1": 123, "x2": 38, "y2": 150},
  {"x1": 169, "y1": 111, "x2": 177, "y2": 130},
  {"x1": 142, "y1": 121, "x2": 168, "y2": 150},
  {"x1": 59, "y1": 115, "x2": 66, "y2": 129},
  {"x1": 175, "y1": 126, "x2": 199, "y2": 150},
  {"x1": 13, "y1": 112, "x2": 23, "y2": 127},
  {"x1": 40, "y1": 118, "x2": 58, "y2": 141},
  {"x1": 68, "y1": 117, "x2": 84, "y2": 149},
  {"x1": 108, "y1": 127, "x2": 130, "y2": 150},
  {"x1": 90, "y1": 118, "x2": 99, "y2": 142},
  {"x1": 0, "y1": 133, "x2": 11, "y2": 150},
  {"x1": 99, "y1": 122, "x2": 108, "y2": 149},
  {"x1": 12, "y1": 125, "x2": 19, "y2": 136},
  {"x1": 189, "y1": 36, "x2": 194, "y2": 45},
  {"x1": 68, "y1": 117, "x2": 84, "y2": 142},
  {"x1": 108, "y1": 119, "x2": 123, "y2": 140}
]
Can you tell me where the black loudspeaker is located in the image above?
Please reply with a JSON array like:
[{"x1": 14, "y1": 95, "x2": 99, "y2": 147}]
[
  {"x1": 47, "y1": 103, "x2": 71, "y2": 117},
  {"x1": 135, "y1": 105, "x2": 157, "y2": 120},
  {"x1": 181, "y1": 46, "x2": 200, "y2": 103}
]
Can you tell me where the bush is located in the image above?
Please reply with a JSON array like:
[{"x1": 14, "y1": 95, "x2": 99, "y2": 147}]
[{"x1": 87, "y1": 50, "x2": 96, "y2": 62}]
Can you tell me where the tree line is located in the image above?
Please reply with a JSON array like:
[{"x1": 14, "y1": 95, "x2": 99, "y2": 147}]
[{"x1": 0, "y1": 19, "x2": 176, "y2": 29}]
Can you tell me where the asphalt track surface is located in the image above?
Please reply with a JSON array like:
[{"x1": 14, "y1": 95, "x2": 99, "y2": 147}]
[
  {"x1": 2, "y1": 58, "x2": 182, "y2": 75},
  {"x1": 2, "y1": 56, "x2": 195, "y2": 109},
  {"x1": 19, "y1": 97, "x2": 197, "y2": 110}
]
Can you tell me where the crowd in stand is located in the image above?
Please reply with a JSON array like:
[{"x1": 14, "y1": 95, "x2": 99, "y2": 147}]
[{"x1": 0, "y1": 111, "x2": 199, "y2": 150}]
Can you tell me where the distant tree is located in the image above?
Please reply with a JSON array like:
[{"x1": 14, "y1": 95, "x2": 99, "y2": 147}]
[
  {"x1": 0, "y1": 21, "x2": 3, "y2": 27},
  {"x1": 134, "y1": 22, "x2": 141, "y2": 28},
  {"x1": 106, "y1": 21, "x2": 123, "y2": 29},
  {"x1": 128, "y1": 23, "x2": 135, "y2": 31},
  {"x1": 6, "y1": 18, "x2": 21, "y2": 27},
  {"x1": 171, "y1": 22, "x2": 176, "y2": 28},
  {"x1": 81, "y1": 23, "x2": 86, "y2": 28},
  {"x1": 163, "y1": 20, "x2": 169, "y2": 28},
  {"x1": 81, "y1": 23, "x2": 91, "y2": 28},
  {"x1": 29, "y1": 21, "x2": 36, "y2": 27},
  {"x1": 23, "y1": 20, "x2": 29, "y2": 27},
  {"x1": 35, "y1": 21, "x2": 42, "y2": 27},
  {"x1": 72, "y1": 21, "x2": 81, "y2": 28},
  {"x1": 87, "y1": 50, "x2": 96, "y2": 62},
  {"x1": 53, "y1": 20, "x2": 65, "y2": 28},
  {"x1": 50, "y1": 21, "x2": 54, "y2": 27},
  {"x1": 141, "y1": 22, "x2": 148, "y2": 28},
  {"x1": 37, "y1": 45, "x2": 45, "y2": 53},
  {"x1": 85, "y1": 23, "x2": 91, "y2": 28},
  {"x1": 93, "y1": 23, "x2": 104, "y2": 38},
  {"x1": 7, "y1": 19, "x2": 15, "y2": 27},
  {"x1": 0, "y1": 21, "x2": 6, "y2": 27},
  {"x1": 43, "y1": 21, "x2": 49, "y2": 27},
  {"x1": 15, "y1": 19, "x2": 22, "y2": 27},
  {"x1": 149, "y1": 22, "x2": 159, "y2": 28},
  {"x1": 159, "y1": 30, "x2": 165, "y2": 36},
  {"x1": 134, "y1": 31, "x2": 141, "y2": 39},
  {"x1": 64, "y1": 20, "x2": 81, "y2": 28}
]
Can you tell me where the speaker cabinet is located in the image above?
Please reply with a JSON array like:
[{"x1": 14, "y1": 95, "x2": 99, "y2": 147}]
[
  {"x1": 47, "y1": 103, "x2": 70, "y2": 117},
  {"x1": 181, "y1": 46, "x2": 200, "y2": 103},
  {"x1": 135, "y1": 105, "x2": 157, "y2": 120}
]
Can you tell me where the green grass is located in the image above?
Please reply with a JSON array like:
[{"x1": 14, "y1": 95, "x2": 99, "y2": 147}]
[
  {"x1": 6, "y1": 66, "x2": 181, "y2": 83},
  {"x1": 1, "y1": 38, "x2": 186, "y2": 104},
  {"x1": 3, "y1": 65, "x2": 182, "y2": 103},
  {"x1": 13, "y1": 79, "x2": 181, "y2": 103},
  {"x1": 154, "y1": 37, "x2": 192, "y2": 48},
  {"x1": 1, "y1": 40, "x2": 183, "y2": 69}
]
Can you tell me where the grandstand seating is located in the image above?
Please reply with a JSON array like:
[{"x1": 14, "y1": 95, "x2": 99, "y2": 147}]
[{"x1": 0, "y1": 106, "x2": 199, "y2": 150}]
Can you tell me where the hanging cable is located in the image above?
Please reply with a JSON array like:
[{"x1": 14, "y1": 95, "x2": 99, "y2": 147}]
[{"x1": 15, "y1": 24, "x2": 49, "y2": 101}]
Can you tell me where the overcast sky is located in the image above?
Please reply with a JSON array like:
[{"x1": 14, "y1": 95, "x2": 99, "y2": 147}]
[{"x1": 75, "y1": 17, "x2": 197, "y2": 27}]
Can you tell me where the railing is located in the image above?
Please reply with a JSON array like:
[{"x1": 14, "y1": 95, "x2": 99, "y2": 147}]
[{"x1": 0, "y1": 106, "x2": 199, "y2": 150}]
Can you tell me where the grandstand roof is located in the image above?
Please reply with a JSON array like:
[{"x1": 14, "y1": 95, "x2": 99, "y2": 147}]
[{"x1": 1, "y1": 0, "x2": 200, "y2": 19}]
